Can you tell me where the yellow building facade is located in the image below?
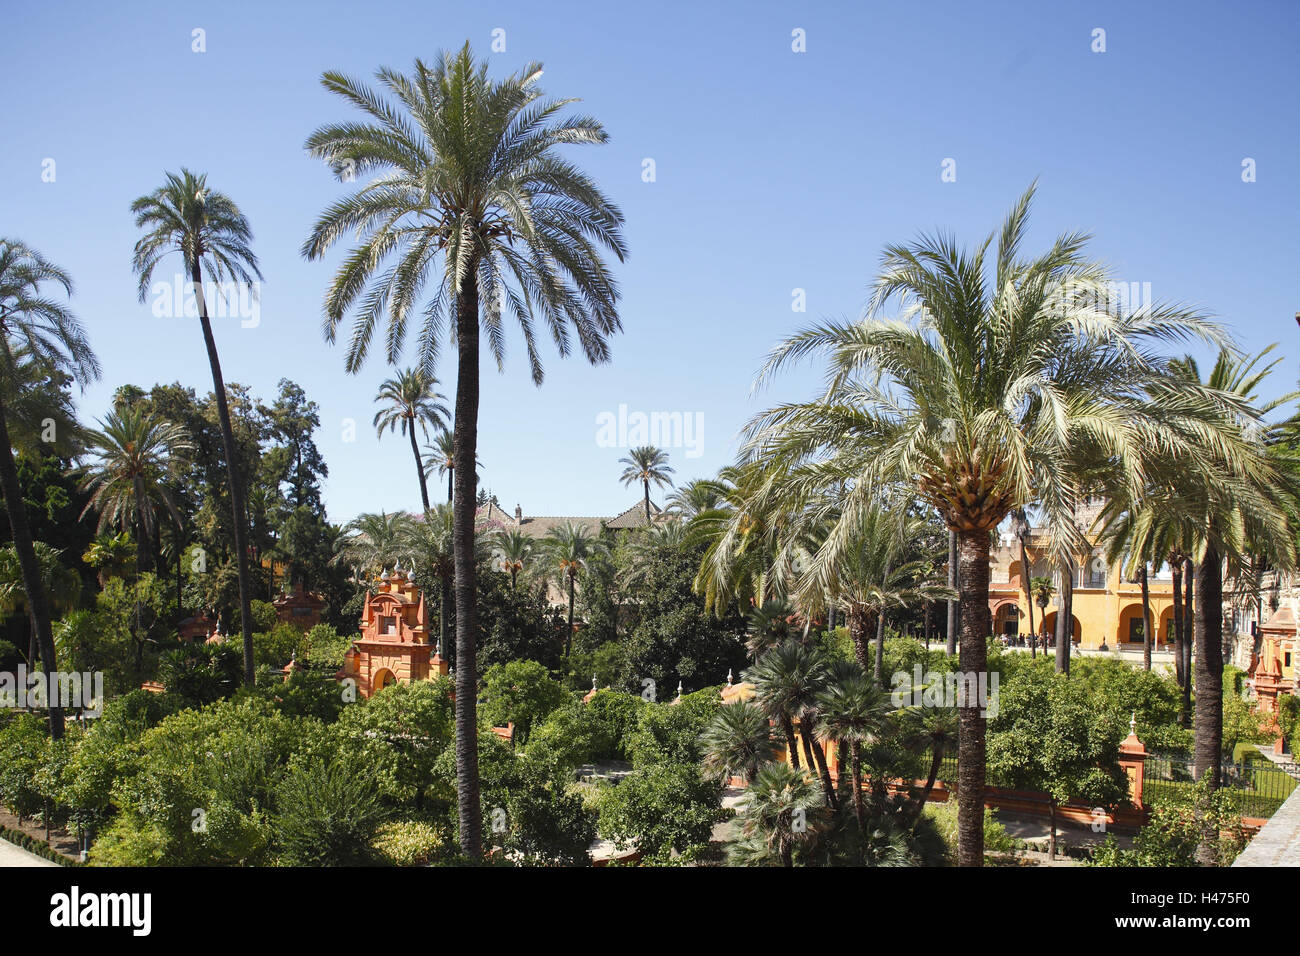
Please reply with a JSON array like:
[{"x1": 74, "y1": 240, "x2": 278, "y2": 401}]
[{"x1": 986, "y1": 520, "x2": 1178, "y2": 651}]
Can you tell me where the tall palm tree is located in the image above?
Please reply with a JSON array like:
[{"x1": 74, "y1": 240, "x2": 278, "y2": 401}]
[
  {"x1": 700, "y1": 700, "x2": 775, "y2": 786},
  {"x1": 815, "y1": 665, "x2": 889, "y2": 832},
  {"x1": 79, "y1": 406, "x2": 191, "y2": 574},
  {"x1": 130, "y1": 169, "x2": 262, "y2": 687},
  {"x1": 741, "y1": 183, "x2": 1224, "y2": 865},
  {"x1": 541, "y1": 521, "x2": 605, "y2": 657},
  {"x1": 373, "y1": 368, "x2": 449, "y2": 512},
  {"x1": 0, "y1": 239, "x2": 100, "y2": 740},
  {"x1": 618, "y1": 445, "x2": 674, "y2": 523},
  {"x1": 491, "y1": 527, "x2": 532, "y2": 590},
  {"x1": 303, "y1": 46, "x2": 626, "y2": 857},
  {"x1": 421, "y1": 429, "x2": 481, "y2": 504}
]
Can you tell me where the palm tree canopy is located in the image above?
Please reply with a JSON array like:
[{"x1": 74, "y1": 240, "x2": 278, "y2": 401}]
[
  {"x1": 742, "y1": 181, "x2": 1230, "y2": 574},
  {"x1": 333, "y1": 510, "x2": 418, "y2": 575},
  {"x1": 130, "y1": 168, "x2": 263, "y2": 298},
  {"x1": 301, "y1": 44, "x2": 627, "y2": 379},
  {"x1": 79, "y1": 406, "x2": 191, "y2": 537},
  {"x1": 373, "y1": 367, "x2": 449, "y2": 437},
  {"x1": 0, "y1": 239, "x2": 100, "y2": 387},
  {"x1": 618, "y1": 445, "x2": 674, "y2": 489}
]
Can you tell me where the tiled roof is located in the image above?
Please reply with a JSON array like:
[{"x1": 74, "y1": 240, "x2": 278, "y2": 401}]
[{"x1": 477, "y1": 499, "x2": 662, "y2": 538}]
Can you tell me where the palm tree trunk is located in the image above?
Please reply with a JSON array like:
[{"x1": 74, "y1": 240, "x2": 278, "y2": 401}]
[
  {"x1": 132, "y1": 475, "x2": 153, "y2": 573},
  {"x1": 1020, "y1": 535, "x2": 1035, "y2": 650},
  {"x1": 780, "y1": 714, "x2": 801, "y2": 770},
  {"x1": 451, "y1": 263, "x2": 483, "y2": 859},
  {"x1": 799, "y1": 720, "x2": 836, "y2": 810},
  {"x1": 955, "y1": 527, "x2": 991, "y2": 867},
  {"x1": 1194, "y1": 544, "x2": 1224, "y2": 868},
  {"x1": 408, "y1": 421, "x2": 430, "y2": 513},
  {"x1": 910, "y1": 743, "x2": 945, "y2": 829},
  {"x1": 848, "y1": 604, "x2": 873, "y2": 674},
  {"x1": 946, "y1": 530, "x2": 958, "y2": 655},
  {"x1": 439, "y1": 578, "x2": 449, "y2": 656},
  {"x1": 565, "y1": 572, "x2": 576, "y2": 657},
  {"x1": 1193, "y1": 544, "x2": 1223, "y2": 790},
  {"x1": 1182, "y1": 556, "x2": 1195, "y2": 727},
  {"x1": 1140, "y1": 563, "x2": 1153, "y2": 671},
  {"x1": 874, "y1": 560, "x2": 890, "y2": 685},
  {"x1": 850, "y1": 741, "x2": 866, "y2": 831},
  {"x1": 643, "y1": 478, "x2": 651, "y2": 524},
  {"x1": 1172, "y1": 557, "x2": 1185, "y2": 689},
  {"x1": 447, "y1": 468, "x2": 453, "y2": 503},
  {"x1": 1048, "y1": 801, "x2": 1058, "y2": 861},
  {"x1": 1054, "y1": 566, "x2": 1074, "y2": 674},
  {"x1": 192, "y1": 264, "x2": 255, "y2": 687},
  {"x1": 0, "y1": 397, "x2": 64, "y2": 739},
  {"x1": 923, "y1": 600, "x2": 931, "y2": 648}
]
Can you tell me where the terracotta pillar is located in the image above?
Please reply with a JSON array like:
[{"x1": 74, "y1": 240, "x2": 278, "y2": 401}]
[{"x1": 1117, "y1": 713, "x2": 1147, "y2": 808}]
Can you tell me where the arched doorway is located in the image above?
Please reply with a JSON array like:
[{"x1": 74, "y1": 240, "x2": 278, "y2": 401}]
[
  {"x1": 994, "y1": 602, "x2": 1021, "y2": 640},
  {"x1": 372, "y1": 668, "x2": 397, "y2": 693},
  {"x1": 1117, "y1": 603, "x2": 1148, "y2": 645},
  {"x1": 1158, "y1": 607, "x2": 1175, "y2": 646}
]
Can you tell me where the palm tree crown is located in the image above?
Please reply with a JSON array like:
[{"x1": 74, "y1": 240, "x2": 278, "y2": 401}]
[
  {"x1": 619, "y1": 445, "x2": 674, "y2": 522},
  {"x1": 373, "y1": 367, "x2": 449, "y2": 511},
  {"x1": 80, "y1": 406, "x2": 192, "y2": 573}
]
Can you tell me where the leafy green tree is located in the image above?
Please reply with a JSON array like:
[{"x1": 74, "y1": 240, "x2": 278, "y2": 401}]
[
  {"x1": 130, "y1": 170, "x2": 264, "y2": 687},
  {"x1": 987, "y1": 667, "x2": 1128, "y2": 859},
  {"x1": 272, "y1": 754, "x2": 390, "y2": 865},
  {"x1": 480, "y1": 659, "x2": 567, "y2": 744},
  {"x1": 304, "y1": 45, "x2": 627, "y2": 858},
  {"x1": 598, "y1": 762, "x2": 721, "y2": 861},
  {"x1": 0, "y1": 239, "x2": 101, "y2": 739}
]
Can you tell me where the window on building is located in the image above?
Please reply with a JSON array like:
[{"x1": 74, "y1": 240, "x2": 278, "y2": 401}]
[
  {"x1": 381, "y1": 615, "x2": 397, "y2": 635},
  {"x1": 1082, "y1": 557, "x2": 1107, "y2": 590}
]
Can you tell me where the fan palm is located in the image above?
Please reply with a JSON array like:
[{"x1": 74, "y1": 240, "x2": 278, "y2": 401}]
[
  {"x1": 745, "y1": 598, "x2": 797, "y2": 660},
  {"x1": 79, "y1": 406, "x2": 191, "y2": 574},
  {"x1": 699, "y1": 700, "x2": 775, "y2": 786},
  {"x1": 729, "y1": 760, "x2": 824, "y2": 867},
  {"x1": 373, "y1": 368, "x2": 449, "y2": 512},
  {"x1": 541, "y1": 521, "x2": 605, "y2": 657},
  {"x1": 303, "y1": 46, "x2": 626, "y2": 857},
  {"x1": 618, "y1": 445, "x2": 674, "y2": 523},
  {"x1": 130, "y1": 169, "x2": 262, "y2": 686},
  {"x1": 815, "y1": 665, "x2": 889, "y2": 831},
  {"x1": 0, "y1": 239, "x2": 100, "y2": 740},
  {"x1": 749, "y1": 641, "x2": 837, "y2": 807},
  {"x1": 742, "y1": 182, "x2": 1225, "y2": 865}
]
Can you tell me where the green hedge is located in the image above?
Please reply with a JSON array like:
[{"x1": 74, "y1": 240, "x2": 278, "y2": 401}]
[{"x1": 0, "y1": 825, "x2": 80, "y2": 866}]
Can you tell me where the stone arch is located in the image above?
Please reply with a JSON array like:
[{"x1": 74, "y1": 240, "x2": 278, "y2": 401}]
[{"x1": 1041, "y1": 611, "x2": 1081, "y2": 643}]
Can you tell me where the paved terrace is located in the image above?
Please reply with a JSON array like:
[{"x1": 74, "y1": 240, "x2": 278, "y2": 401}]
[{"x1": 1234, "y1": 781, "x2": 1300, "y2": 866}]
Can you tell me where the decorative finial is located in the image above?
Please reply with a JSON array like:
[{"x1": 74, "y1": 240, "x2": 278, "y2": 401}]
[
  {"x1": 676, "y1": 681, "x2": 683, "y2": 699},
  {"x1": 726, "y1": 669, "x2": 733, "y2": 687},
  {"x1": 1129, "y1": 711, "x2": 1137, "y2": 735},
  {"x1": 592, "y1": 675, "x2": 598, "y2": 689}
]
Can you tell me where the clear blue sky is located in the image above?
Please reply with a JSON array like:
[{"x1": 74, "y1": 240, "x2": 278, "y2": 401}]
[{"x1": 3, "y1": 0, "x2": 1297, "y2": 525}]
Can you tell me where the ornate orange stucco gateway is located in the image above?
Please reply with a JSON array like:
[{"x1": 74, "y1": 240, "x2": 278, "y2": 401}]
[{"x1": 337, "y1": 570, "x2": 447, "y2": 698}]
